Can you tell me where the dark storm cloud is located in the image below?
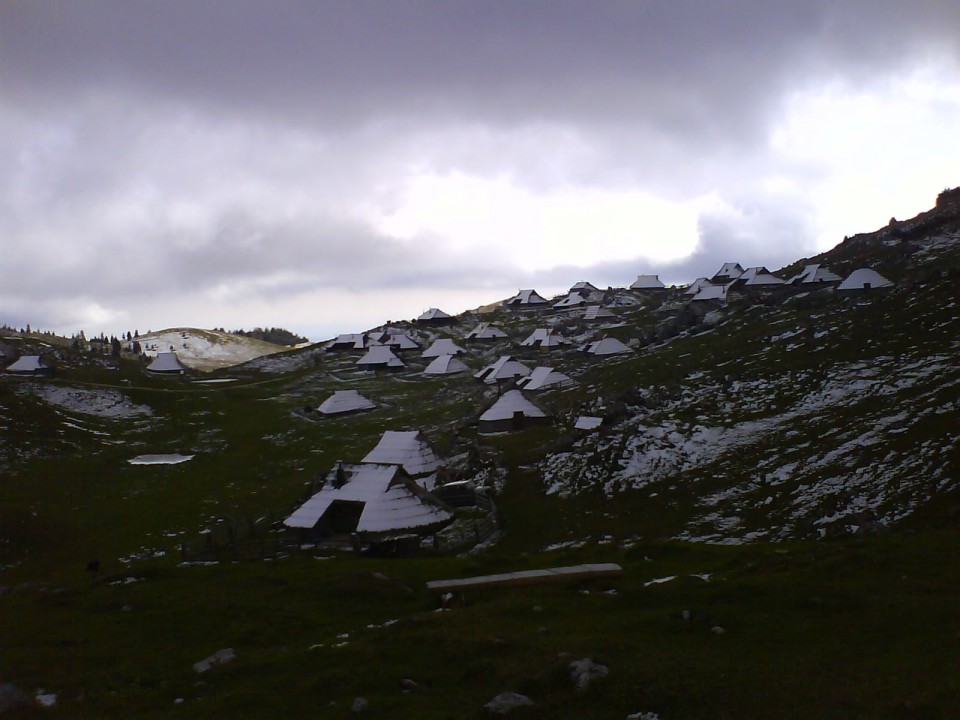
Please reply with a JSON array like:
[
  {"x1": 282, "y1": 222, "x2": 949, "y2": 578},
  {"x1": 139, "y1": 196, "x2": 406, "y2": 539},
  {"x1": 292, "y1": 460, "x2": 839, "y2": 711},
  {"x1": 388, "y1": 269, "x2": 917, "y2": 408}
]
[
  {"x1": 2, "y1": 1, "x2": 959, "y2": 336},
  {"x1": 7, "y1": 2, "x2": 957, "y2": 133}
]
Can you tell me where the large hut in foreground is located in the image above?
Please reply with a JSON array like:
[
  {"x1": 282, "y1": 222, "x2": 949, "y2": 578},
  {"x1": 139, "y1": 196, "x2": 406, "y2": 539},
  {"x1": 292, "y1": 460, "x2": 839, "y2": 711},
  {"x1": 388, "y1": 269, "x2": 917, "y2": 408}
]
[
  {"x1": 283, "y1": 463, "x2": 452, "y2": 543},
  {"x1": 361, "y1": 430, "x2": 444, "y2": 484}
]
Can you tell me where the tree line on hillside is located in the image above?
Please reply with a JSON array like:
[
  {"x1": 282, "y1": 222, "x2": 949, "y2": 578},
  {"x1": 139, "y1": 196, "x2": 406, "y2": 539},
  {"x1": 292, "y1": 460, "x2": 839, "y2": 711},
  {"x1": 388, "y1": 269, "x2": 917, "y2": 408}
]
[{"x1": 226, "y1": 327, "x2": 308, "y2": 346}]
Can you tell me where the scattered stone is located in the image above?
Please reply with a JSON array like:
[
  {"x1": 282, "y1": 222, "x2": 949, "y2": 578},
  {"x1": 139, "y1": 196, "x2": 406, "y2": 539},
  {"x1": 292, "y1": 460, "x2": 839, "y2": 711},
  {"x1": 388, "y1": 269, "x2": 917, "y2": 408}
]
[
  {"x1": 711, "y1": 626, "x2": 725, "y2": 635},
  {"x1": 351, "y1": 696, "x2": 369, "y2": 713},
  {"x1": 681, "y1": 609, "x2": 691, "y2": 621},
  {"x1": 569, "y1": 658, "x2": 609, "y2": 692},
  {"x1": 484, "y1": 691, "x2": 534, "y2": 715},
  {"x1": 174, "y1": 697, "x2": 184, "y2": 704},
  {"x1": 626, "y1": 713, "x2": 661, "y2": 720},
  {"x1": 35, "y1": 690, "x2": 57, "y2": 708},
  {"x1": 193, "y1": 648, "x2": 236, "y2": 673},
  {"x1": 399, "y1": 678, "x2": 420, "y2": 692}
]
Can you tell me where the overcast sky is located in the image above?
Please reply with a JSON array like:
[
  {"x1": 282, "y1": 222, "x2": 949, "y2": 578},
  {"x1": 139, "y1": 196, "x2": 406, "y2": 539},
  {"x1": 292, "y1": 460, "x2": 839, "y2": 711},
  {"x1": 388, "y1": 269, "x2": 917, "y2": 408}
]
[{"x1": 3, "y1": 1, "x2": 959, "y2": 341}]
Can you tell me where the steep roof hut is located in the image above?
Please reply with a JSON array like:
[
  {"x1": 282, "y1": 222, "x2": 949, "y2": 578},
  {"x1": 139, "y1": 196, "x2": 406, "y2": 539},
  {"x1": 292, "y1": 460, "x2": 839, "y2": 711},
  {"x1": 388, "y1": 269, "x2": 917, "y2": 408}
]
[
  {"x1": 326, "y1": 333, "x2": 366, "y2": 351},
  {"x1": 520, "y1": 328, "x2": 568, "y2": 349},
  {"x1": 357, "y1": 345, "x2": 405, "y2": 370},
  {"x1": 478, "y1": 389, "x2": 550, "y2": 434},
  {"x1": 416, "y1": 308, "x2": 454, "y2": 324},
  {"x1": 383, "y1": 333, "x2": 420, "y2": 351},
  {"x1": 422, "y1": 338, "x2": 466, "y2": 358},
  {"x1": 317, "y1": 390, "x2": 376, "y2": 416},
  {"x1": 582, "y1": 305, "x2": 617, "y2": 321},
  {"x1": 361, "y1": 430, "x2": 444, "y2": 479},
  {"x1": 474, "y1": 355, "x2": 531, "y2": 384},
  {"x1": 584, "y1": 337, "x2": 632, "y2": 356},
  {"x1": 464, "y1": 323, "x2": 508, "y2": 341},
  {"x1": 712, "y1": 263, "x2": 744, "y2": 282},
  {"x1": 630, "y1": 274, "x2": 666, "y2": 290},
  {"x1": 503, "y1": 289, "x2": 549, "y2": 307},
  {"x1": 423, "y1": 354, "x2": 469, "y2": 376},
  {"x1": 691, "y1": 283, "x2": 731, "y2": 302},
  {"x1": 5, "y1": 355, "x2": 53, "y2": 375},
  {"x1": 569, "y1": 281, "x2": 600, "y2": 294},
  {"x1": 788, "y1": 263, "x2": 842, "y2": 285},
  {"x1": 516, "y1": 366, "x2": 574, "y2": 391},
  {"x1": 283, "y1": 463, "x2": 452, "y2": 539},
  {"x1": 553, "y1": 292, "x2": 589, "y2": 309},
  {"x1": 146, "y1": 352, "x2": 187, "y2": 375},
  {"x1": 837, "y1": 268, "x2": 894, "y2": 292},
  {"x1": 684, "y1": 277, "x2": 714, "y2": 296}
]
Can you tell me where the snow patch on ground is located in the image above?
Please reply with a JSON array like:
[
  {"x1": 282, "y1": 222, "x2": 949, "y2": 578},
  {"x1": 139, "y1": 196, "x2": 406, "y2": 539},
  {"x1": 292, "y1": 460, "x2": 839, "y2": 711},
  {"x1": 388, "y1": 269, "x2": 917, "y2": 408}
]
[{"x1": 16, "y1": 385, "x2": 153, "y2": 418}]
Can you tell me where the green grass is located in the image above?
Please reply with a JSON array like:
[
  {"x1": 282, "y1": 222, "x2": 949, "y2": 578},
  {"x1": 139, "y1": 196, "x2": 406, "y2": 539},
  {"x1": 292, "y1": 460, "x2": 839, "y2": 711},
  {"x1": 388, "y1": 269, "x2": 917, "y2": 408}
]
[{"x1": 2, "y1": 232, "x2": 959, "y2": 717}]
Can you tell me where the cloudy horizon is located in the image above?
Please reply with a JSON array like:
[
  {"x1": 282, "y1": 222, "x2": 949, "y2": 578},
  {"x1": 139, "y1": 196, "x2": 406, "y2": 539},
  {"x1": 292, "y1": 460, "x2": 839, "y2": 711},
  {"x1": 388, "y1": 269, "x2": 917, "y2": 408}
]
[{"x1": 3, "y1": 1, "x2": 959, "y2": 341}]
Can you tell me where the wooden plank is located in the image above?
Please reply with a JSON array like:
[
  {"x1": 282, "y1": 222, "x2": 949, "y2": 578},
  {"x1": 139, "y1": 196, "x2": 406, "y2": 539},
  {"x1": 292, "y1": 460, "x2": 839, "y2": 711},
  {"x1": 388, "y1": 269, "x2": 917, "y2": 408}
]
[{"x1": 426, "y1": 562, "x2": 622, "y2": 593}]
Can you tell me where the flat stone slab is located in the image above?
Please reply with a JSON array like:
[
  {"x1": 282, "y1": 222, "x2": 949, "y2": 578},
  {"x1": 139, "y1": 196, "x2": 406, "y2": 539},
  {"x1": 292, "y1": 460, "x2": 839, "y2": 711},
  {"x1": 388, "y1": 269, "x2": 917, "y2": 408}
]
[{"x1": 426, "y1": 563, "x2": 622, "y2": 593}]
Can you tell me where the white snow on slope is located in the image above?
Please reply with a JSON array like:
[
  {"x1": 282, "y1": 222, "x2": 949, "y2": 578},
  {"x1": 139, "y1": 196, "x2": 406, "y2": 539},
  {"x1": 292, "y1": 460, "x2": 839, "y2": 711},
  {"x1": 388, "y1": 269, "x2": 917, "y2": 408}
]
[
  {"x1": 15, "y1": 385, "x2": 153, "y2": 418},
  {"x1": 137, "y1": 329, "x2": 288, "y2": 371}
]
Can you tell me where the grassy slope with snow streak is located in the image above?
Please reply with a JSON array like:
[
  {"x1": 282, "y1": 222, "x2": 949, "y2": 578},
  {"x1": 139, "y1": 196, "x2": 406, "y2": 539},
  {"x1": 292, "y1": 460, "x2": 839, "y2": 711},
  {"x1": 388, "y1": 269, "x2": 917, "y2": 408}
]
[
  {"x1": 137, "y1": 328, "x2": 289, "y2": 371},
  {"x1": 539, "y1": 232, "x2": 960, "y2": 543}
]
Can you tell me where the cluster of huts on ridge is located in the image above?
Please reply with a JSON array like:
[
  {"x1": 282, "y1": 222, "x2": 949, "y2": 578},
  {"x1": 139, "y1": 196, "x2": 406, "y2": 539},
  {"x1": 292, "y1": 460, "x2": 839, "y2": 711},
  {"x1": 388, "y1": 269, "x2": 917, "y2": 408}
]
[
  {"x1": 285, "y1": 260, "x2": 895, "y2": 547},
  {"x1": 0, "y1": 261, "x2": 895, "y2": 549}
]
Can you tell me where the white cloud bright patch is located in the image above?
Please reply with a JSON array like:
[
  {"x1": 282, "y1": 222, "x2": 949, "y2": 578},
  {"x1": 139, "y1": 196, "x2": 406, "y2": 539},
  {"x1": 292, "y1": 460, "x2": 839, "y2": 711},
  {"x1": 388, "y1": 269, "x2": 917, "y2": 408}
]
[{"x1": 373, "y1": 171, "x2": 704, "y2": 269}]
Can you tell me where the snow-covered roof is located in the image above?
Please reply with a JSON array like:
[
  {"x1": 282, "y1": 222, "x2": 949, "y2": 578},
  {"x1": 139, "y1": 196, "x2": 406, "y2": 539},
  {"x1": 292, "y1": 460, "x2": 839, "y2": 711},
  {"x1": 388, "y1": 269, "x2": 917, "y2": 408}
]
[
  {"x1": 422, "y1": 338, "x2": 466, "y2": 358},
  {"x1": 553, "y1": 292, "x2": 589, "y2": 308},
  {"x1": 585, "y1": 337, "x2": 632, "y2": 356},
  {"x1": 713, "y1": 262, "x2": 744, "y2": 280},
  {"x1": 570, "y1": 281, "x2": 600, "y2": 293},
  {"x1": 146, "y1": 352, "x2": 187, "y2": 373},
  {"x1": 6, "y1": 355, "x2": 48, "y2": 373},
  {"x1": 691, "y1": 283, "x2": 730, "y2": 301},
  {"x1": 516, "y1": 366, "x2": 574, "y2": 391},
  {"x1": 684, "y1": 277, "x2": 714, "y2": 295},
  {"x1": 630, "y1": 274, "x2": 665, "y2": 289},
  {"x1": 383, "y1": 333, "x2": 419, "y2": 350},
  {"x1": 417, "y1": 308, "x2": 452, "y2": 321},
  {"x1": 423, "y1": 354, "x2": 469, "y2": 375},
  {"x1": 574, "y1": 416, "x2": 603, "y2": 430},
  {"x1": 283, "y1": 463, "x2": 451, "y2": 533},
  {"x1": 837, "y1": 268, "x2": 894, "y2": 291},
  {"x1": 362, "y1": 430, "x2": 443, "y2": 477},
  {"x1": 788, "y1": 264, "x2": 842, "y2": 285},
  {"x1": 479, "y1": 389, "x2": 547, "y2": 422},
  {"x1": 464, "y1": 323, "x2": 508, "y2": 340},
  {"x1": 582, "y1": 306, "x2": 616, "y2": 321},
  {"x1": 503, "y1": 289, "x2": 549, "y2": 306},
  {"x1": 318, "y1": 390, "x2": 376, "y2": 415},
  {"x1": 475, "y1": 355, "x2": 531, "y2": 383},
  {"x1": 520, "y1": 328, "x2": 568, "y2": 348},
  {"x1": 357, "y1": 345, "x2": 404, "y2": 367},
  {"x1": 327, "y1": 333, "x2": 366, "y2": 350},
  {"x1": 742, "y1": 269, "x2": 785, "y2": 286}
]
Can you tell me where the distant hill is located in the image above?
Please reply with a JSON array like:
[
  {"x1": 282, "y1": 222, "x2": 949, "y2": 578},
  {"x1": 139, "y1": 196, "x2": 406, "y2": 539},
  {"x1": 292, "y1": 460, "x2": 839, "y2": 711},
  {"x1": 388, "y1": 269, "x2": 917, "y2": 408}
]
[
  {"x1": 137, "y1": 328, "x2": 289, "y2": 371},
  {"x1": 229, "y1": 327, "x2": 309, "y2": 347}
]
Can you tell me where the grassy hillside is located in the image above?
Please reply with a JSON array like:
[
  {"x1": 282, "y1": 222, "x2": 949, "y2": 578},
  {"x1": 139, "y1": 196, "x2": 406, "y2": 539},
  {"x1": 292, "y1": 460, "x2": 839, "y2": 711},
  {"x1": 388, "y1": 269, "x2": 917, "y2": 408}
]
[{"x1": 1, "y1": 193, "x2": 958, "y2": 717}]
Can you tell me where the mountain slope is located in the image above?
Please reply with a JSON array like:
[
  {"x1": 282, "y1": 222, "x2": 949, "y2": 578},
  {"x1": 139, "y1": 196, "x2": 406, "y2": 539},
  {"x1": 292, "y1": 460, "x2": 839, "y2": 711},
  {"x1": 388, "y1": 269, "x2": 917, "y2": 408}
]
[{"x1": 137, "y1": 327, "x2": 290, "y2": 371}]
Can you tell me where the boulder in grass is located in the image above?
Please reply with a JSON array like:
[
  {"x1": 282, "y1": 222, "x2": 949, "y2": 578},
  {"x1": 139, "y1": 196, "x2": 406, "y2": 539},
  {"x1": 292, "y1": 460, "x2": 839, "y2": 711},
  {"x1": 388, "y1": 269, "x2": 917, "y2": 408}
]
[
  {"x1": 484, "y1": 692, "x2": 534, "y2": 714},
  {"x1": 193, "y1": 648, "x2": 236, "y2": 673},
  {"x1": 569, "y1": 657, "x2": 609, "y2": 691}
]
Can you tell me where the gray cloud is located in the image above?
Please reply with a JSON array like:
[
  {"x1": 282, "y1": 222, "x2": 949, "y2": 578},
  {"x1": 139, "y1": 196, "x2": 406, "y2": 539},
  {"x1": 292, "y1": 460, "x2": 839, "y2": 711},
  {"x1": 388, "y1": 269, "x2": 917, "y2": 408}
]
[{"x1": 2, "y1": 1, "x2": 959, "y2": 337}]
